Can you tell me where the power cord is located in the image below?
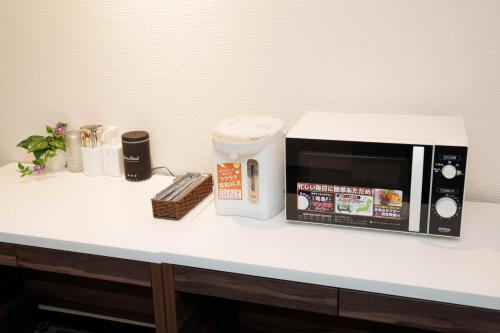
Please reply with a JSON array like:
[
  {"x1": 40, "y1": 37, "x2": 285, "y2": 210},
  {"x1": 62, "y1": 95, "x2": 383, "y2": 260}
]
[{"x1": 152, "y1": 166, "x2": 175, "y2": 177}]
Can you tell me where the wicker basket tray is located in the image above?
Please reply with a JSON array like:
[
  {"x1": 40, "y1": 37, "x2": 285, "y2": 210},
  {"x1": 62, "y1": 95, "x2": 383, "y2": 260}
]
[{"x1": 151, "y1": 174, "x2": 213, "y2": 220}]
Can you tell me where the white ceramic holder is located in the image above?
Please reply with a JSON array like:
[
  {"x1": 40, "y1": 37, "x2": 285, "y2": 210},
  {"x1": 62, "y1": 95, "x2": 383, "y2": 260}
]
[{"x1": 81, "y1": 146, "x2": 103, "y2": 177}]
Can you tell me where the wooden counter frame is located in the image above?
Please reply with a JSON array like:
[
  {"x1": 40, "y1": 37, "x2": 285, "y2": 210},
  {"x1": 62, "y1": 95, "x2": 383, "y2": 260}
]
[
  {"x1": 339, "y1": 289, "x2": 500, "y2": 333},
  {"x1": 0, "y1": 242, "x2": 169, "y2": 333},
  {"x1": 161, "y1": 263, "x2": 500, "y2": 333},
  {"x1": 0, "y1": 242, "x2": 17, "y2": 267},
  {"x1": 2, "y1": 241, "x2": 500, "y2": 333}
]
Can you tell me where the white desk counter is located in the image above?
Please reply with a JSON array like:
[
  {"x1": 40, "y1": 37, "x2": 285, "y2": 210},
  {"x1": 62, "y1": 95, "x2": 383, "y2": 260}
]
[
  {"x1": 165, "y1": 201, "x2": 500, "y2": 311},
  {"x1": 0, "y1": 163, "x2": 499, "y2": 311},
  {"x1": 0, "y1": 163, "x2": 211, "y2": 263}
]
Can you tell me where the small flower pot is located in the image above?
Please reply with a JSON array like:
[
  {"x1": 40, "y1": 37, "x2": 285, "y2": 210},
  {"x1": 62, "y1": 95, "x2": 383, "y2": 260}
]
[{"x1": 46, "y1": 150, "x2": 67, "y2": 172}]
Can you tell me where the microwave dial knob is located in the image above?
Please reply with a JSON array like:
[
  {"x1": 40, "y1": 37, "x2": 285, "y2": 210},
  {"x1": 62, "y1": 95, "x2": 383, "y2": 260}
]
[
  {"x1": 441, "y1": 164, "x2": 457, "y2": 179},
  {"x1": 435, "y1": 197, "x2": 458, "y2": 218}
]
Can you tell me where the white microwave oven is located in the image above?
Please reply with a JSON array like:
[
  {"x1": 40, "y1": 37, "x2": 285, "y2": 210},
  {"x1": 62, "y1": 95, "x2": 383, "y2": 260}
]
[{"x1": 285, "y1": 112, "x2": 468, "y2": 237}]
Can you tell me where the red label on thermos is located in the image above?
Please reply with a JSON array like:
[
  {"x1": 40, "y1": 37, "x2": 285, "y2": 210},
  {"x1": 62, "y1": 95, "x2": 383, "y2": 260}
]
[{"x1": 217, "y1": 163, "x2": 242, "y2": 200}]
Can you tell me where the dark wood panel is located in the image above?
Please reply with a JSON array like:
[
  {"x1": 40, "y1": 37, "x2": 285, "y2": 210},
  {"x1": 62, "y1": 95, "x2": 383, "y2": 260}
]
[
  {"x1": 0, "y1": 266, "x2": 29, "y2": 330},
  {"x1": 151, "y1": 264, "x2": 167, "y2": 333},
  {"x1": 177, "y1": 294, "x2": 237, "y2": 333},
  {"x1": 339, "y1": 289, "x2": 500, "y2": 333},
  {"x1": 34, "y1": 309, "x2": 155, "y2": 333},
  {"x1": 16, "y1": 245, "x2": 151, "y2": 287},
  {"x1": 0, "y1": 242, "x2": 17, "y2": 267},
  {"x1": 162, "y1": 264, "x2": 178, "y2": 333},
  {"x1": 24, "y1": 270, "x2": 155, "y2": 324},
  {"x1": 238, "y1": 303, "x2": 341, "y2": 333},
  {"x1": 175, "y1": 292, "x2": 202, "y2": 331},
  {"x1": 0, "y1": 292, "x2": 37, "y2": 333},
  {"x1": 238, "y1": 303, "x2": 432, "y2": 333},
  {"x1": 0, "y1": 266, "x2": 23, "y2": 302},
  {"x1": 174, "y1": 266, "x2": 338, "y2": 316}
]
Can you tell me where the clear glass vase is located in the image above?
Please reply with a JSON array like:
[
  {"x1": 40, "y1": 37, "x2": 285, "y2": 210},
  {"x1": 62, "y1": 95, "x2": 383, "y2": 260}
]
[{"x1": 45, "y1": 150, "x2": 67, "y2": 172}]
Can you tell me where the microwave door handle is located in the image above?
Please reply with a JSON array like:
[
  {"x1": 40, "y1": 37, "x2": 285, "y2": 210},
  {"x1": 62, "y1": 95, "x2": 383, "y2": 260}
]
[{"x1": 409, "y1": 146, "x2": 425, "y2": 232}]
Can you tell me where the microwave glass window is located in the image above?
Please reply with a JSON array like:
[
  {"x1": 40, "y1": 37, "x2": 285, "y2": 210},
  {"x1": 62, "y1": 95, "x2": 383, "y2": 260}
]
[{"x1": 298, "y1": 151, "x2": 407, "y2": 190}]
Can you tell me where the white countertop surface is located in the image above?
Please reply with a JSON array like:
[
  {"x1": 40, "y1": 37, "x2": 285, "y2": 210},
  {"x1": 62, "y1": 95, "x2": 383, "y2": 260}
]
[
  {"x1": 0, "y1": 163, "x2": 499, "y2": 311},
  {"x1": 0, "y1": 163, "x2": 211, "y2": 263}
]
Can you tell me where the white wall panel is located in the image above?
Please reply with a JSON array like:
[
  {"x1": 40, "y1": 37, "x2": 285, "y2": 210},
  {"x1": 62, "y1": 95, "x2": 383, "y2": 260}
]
[{"x1": 1, "y1": 1, "x2": 499, "y2": 202}]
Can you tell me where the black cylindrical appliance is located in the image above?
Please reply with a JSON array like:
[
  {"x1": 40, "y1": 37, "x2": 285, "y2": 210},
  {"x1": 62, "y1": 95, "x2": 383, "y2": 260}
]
[{"x1": 122, "y1": 131, "x2": 152, "y2": 181}]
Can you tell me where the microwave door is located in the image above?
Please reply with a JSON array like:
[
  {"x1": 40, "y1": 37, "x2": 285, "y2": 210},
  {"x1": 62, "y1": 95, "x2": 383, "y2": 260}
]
[
  {"x1": 295, "y1": 148, "x2": 412, "y2": 231},
  {"x1": 286, "y1": 138, "x2": 433, "y2": 234},
  {"x1": 408, "y1": 146, "x2": 425, "y2": 232}
]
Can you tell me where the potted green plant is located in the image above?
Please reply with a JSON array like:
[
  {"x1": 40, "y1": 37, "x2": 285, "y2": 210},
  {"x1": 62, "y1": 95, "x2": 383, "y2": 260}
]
[{"x1": 17, "y1": 122, "x2": 68, "y2": 176}]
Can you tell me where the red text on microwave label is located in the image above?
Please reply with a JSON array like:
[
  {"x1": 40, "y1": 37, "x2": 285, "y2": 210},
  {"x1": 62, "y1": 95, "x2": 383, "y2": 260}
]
[
  {"x1": 297, "y1": 182, "x2": 402, "y2": 220},
  {"x1": 217, "y1": 163, "x2": 243, "y2": 200}
]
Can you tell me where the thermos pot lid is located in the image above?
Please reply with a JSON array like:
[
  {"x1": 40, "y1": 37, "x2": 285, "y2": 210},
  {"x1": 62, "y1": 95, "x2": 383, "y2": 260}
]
[
  {"x1": 122, "y1": 131, "x2": 150, "y2": 143},
  {"x1": 213, "y1": 116, "x2": 285, "y2": 144}
]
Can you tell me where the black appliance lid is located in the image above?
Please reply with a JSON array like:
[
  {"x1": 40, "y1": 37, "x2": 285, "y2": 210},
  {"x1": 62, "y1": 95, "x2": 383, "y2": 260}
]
[{"x1": 122, "y1": 131, "x2": 150, "y2": 143}]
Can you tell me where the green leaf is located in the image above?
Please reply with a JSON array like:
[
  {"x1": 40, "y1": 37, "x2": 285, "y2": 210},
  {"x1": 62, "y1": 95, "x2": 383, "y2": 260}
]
[
  {"x1": 18, "y1": 162, "x2": 24, "y2": 171},
  {"x1": 28, "y1": 140, "x2": 49, "y2": 152},
  {"x1": 33, "y1": 158, "x2": 44, "y2": 166},
  {"x1": 18, "y1": 135, "x2": 46, "y2": 150},
  {"x1": 49, "y1": 140, "x2": 66, "y2": 151},
  {"x1": 46, "y1": 151, "x2": 56, "y2": 158},
  {"x1": 46, "y1": 126, "x2": 53, "y2": 134},
  {"x1": 19, "y1": 166, "x2": 32, "y2": 177},
  {"x1": 16, "y1": 138, "x2": 32, "y2": 150},
  {"x1": 34, "y1": 148, "x2": 51, "y2": 160}
]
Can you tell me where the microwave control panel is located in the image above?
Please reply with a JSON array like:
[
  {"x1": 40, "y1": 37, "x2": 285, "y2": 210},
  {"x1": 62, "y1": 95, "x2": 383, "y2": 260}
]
[{"x1": 428, "y1": 145, "x2": 468, "y2": 237}]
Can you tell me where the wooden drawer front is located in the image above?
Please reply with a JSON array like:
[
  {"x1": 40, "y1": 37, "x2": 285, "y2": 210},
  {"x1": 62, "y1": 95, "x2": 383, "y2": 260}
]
[
  {"x1": 174, "y1": 266, "x2": 338, "y2": 316},
  {"x1": 24, "y1": 271, "x2": 154, "y2": 324},
  {"x1": 0, "y1": 243, "x2": 17, "y2": 267},
  {"x1": 339, "y1": 290, "x2": 500, "y2": 333},
  {"x1": 16, "y1": 246, "x2": 151, "y2": 287}
]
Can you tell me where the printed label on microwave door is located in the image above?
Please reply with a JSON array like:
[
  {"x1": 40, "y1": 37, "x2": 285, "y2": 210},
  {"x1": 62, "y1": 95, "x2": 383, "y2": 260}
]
[
  {"x1": 335, "y1": 194, "x2": 373, "y2": 216},
  {"x1": 297, "y1": 190, "x2": 334, "y2": 213},
  {"x1": 373, "y1": 189, "x2": 403, "y2": 219},
  {"x1": 296, "y1": 182, "x2": 403, "y2": 224},
  {"x1": 217, "y1": 163, "x2": 242, "y2": 200}
]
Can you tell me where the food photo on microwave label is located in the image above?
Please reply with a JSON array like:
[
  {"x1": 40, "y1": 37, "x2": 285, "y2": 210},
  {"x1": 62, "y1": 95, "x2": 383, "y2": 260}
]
[{"x1": 374, "y1": 189, "x2": 403, "y2": 219}]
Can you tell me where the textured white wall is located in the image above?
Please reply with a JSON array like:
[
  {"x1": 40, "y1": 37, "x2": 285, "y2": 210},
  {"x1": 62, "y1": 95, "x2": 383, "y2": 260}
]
[{"x1": 1, "y1": 1, "x2": 499, "y2": 203}]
